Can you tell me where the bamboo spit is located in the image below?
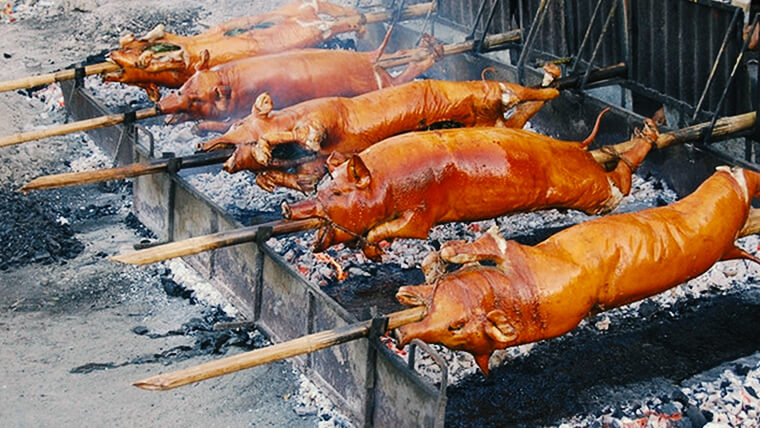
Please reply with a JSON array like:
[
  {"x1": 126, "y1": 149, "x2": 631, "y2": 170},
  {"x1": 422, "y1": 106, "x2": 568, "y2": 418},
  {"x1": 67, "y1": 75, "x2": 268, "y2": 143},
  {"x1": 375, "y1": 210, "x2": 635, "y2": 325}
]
[
  {"x1": 111, "y1": 218, "x2": 323, "y2": 265},
  {"x1": 110, "y1": 111, "x2": 760, "y2": 266},
  {"x1": 0, "y1": 62, "x2": 121, "y2": 93},
  {"x1": 134, "y1": 305, "x2": 427, "y2": 391},
  {"x1": 20, "y1": 150, "x2": 316, "y2": 192},
  {"x1": 0, "y1": 3, "x2": 436, "y2": 94},
  {"x1": 0, "y1": 107, "x2": 158, "y2": 148},
  {"x1": 0, "y1": 29, "x2": 521, "y2": 149}
]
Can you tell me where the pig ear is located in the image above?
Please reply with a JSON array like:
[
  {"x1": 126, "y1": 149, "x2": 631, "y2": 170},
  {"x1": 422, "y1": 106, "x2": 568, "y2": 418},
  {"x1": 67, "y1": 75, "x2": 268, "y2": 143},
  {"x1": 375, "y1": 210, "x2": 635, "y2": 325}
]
[
  {"x1": 347, "y1": 155, "x2": 371, "y2": 189},
  {"x1": 196, "y1": 49, "x2": 210, "y2": 71},
  {"x1": 473, "y1": 353, "x2": 491, "y2": 376},
  {"x1": 395, "y1": 284, "x2": 434, "y2": 307},
  {"x1": 253, "y1": 92, "x2": 273, "y2": 117},
  {"x1": 326, "y1": 151, "x2": 349, "y2": 175},
  {"x1": 484, "y1": 310, "x2": 518, "y2": 344}
]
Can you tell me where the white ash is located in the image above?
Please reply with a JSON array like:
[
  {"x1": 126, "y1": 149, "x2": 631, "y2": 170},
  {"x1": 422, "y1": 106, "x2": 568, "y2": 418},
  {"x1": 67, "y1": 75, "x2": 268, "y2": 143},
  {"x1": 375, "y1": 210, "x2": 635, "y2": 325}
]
[
  {"x1": 165, "y1": 258, "x2": 238, "y2": 315},
  {"x1": 184, "y1": 169, "x2": 302, "y2": 216},
  {"x1": 68, "y1": 133, "x2": 110, "y2": 171},
  {"x1": 31, "y1": 82, "x2": 64, "y2": 112},
  {"x1": 292, "y1": 373, "x2": 355, "y2": 428},
  {"x1": 145, "y1": 120, "x2": 210, "y2": 156},
  {"x1": 557, "y1": 353, "x2": 760, "y2": 428},
  {"x1": 83, "y1": 76, "x2": 150, "y2": 111}
]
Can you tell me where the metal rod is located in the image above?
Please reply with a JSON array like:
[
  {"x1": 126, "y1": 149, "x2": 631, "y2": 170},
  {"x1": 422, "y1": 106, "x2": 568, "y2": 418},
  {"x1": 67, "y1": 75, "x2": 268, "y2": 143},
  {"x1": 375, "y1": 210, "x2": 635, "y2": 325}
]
[
  {"x1": 516, "y1": 0, "x2": 551, "y2": 84},
  {"x1": 702, "y1": 14, "x2": 759, "y2": 145},
  {"x1": 467, "y1": 0, "x2": 490, "y2": 40},
  {"x1": 476, "y1": 0, "x2": 501, "y2": 53},
  {"x1": 579, "y1": 0, "x2": 619, "y2": 91},
  {"x1": 569, "y1": 0, "x2": 605, "y2": 75},
  {"x1": 692, "y1": 8, "x2": 741, "y2": 121}
]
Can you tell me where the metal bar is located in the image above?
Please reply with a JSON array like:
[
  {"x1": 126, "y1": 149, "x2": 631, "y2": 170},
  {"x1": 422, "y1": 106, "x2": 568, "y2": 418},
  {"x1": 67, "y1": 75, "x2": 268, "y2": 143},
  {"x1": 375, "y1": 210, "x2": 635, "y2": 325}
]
[
  {"x1": 692, "y1": 8, "x2": 741, "y2": 121},
  {"x1": 516, "y1": 0, "x2": 551, "y2": 84},
  {"x1": 580, "y1": 0, "x2": 619, "y2": 90},
  {"x1": 467, "y1": 0, "x2": 489, "y2": 40},
  {"x1": 476, "y1": 0, "x2": 501, "y2": 53},
  {"x1": 702, "y1": 14, "x2": 759, "y2": 145},
  {"x1": 363, "y1": 311, "x2": 388, "y2": 428},
  {"x1": 569, "y1": 0, "x2": 605, "y2": 75},
  {"x1": 409, "y1": 339, "x2": 448, "y2": 428}
]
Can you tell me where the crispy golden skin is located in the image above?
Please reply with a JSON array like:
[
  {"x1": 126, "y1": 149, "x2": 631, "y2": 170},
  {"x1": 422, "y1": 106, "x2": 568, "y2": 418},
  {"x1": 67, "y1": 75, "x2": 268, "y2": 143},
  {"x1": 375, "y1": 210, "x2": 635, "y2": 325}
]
[
  {"x1": 104, "y1": 0, "x2": 364, "y2": 100},
  {"x1": 212, "y1": 79, "x2": 559, "y2": 190},
  {"x1": 283, "y1": 120, "x2": 656, "y2": 259},
  {"x1": 396, "y1": 167, "x2": 760, "y2": 374}
]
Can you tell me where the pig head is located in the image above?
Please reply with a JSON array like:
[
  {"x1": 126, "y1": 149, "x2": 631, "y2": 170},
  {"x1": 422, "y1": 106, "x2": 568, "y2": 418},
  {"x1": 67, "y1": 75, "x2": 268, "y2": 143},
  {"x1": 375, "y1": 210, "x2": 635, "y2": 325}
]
[
  {"x1": 395, "y1": 265, "x2": 529, "y2": 375},
  {"x1": 282, "y1": 153, "x2": 388, "y2": 258},
  {"x1": 157, "y1": 67, "x2": 233, "y2": 122}
]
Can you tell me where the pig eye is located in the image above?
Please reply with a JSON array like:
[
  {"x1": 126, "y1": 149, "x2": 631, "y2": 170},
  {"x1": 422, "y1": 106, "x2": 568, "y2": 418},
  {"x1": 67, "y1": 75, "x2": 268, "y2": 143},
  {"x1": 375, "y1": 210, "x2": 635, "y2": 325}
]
[
  {"x1": 448, "y1": 320, "x2": 465, "y2": 332},
  {"x1": 332, "y1": 190, "x2": 342, "y2": 197}
]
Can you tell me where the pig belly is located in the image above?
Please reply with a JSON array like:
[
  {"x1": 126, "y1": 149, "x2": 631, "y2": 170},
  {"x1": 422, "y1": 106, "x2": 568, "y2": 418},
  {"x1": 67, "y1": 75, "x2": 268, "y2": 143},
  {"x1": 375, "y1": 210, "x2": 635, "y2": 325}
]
[{"x1": 537, "y1": 171, "x2": 750, "y2": 309}]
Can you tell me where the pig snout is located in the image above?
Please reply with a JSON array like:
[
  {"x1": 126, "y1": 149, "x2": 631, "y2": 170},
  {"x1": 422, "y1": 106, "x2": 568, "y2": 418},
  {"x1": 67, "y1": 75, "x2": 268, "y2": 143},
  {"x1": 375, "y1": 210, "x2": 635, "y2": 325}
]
[
  {"x1": 222, "y1": 144, "x2": 263, "y2": 173},
  {"x1": 282, "y1": 198, "x2": 326, "y2": 220},
  {"x1": 157, "y1": 91, "x2": 186, "y2": 115}
]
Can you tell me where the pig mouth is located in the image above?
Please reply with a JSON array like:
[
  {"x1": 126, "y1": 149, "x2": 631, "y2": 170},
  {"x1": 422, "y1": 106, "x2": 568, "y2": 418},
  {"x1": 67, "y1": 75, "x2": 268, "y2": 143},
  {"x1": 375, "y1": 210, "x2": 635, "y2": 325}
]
[{"x1": 396, "y1": 289, "x2": 427, "y2": 307}]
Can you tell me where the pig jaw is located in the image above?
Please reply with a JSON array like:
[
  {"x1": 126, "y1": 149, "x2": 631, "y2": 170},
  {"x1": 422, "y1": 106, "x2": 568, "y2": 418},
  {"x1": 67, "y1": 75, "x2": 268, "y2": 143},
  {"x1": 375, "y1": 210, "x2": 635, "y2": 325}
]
[{"x1": 157, "y1": 91, "x2": 186, "y2": 116}]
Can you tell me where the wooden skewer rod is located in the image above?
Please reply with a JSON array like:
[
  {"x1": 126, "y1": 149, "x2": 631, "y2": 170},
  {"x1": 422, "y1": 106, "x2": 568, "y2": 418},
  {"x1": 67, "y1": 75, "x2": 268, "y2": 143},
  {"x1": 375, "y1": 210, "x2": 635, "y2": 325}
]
[
  {"x1": 0, "y1": 107, "x2": 158, "y2": 148},
  {"x1": 134, "y1": 305, "x2": 426, "y2": 391},
  {"x1": 591, "y1": 111, "x2": 757, "y2": 164},
  {"x1": 110, "y1": 218, "x2": 323, "y2": 265},
  {"x1": 20, "y1": 151, "x2": 316, "y2": 192},
  {"x1": 0, "y1": 3, "x2": 434, "y2": 94},
  {"x1": 0, "y1": 62, "x2": 121, "y2": 93},
  {"x1": 20, "y1": 149, "x2": 234, "y2": 192},
  {"x1": 377, "y1": 29, "x2": 522, "y2": 69}
]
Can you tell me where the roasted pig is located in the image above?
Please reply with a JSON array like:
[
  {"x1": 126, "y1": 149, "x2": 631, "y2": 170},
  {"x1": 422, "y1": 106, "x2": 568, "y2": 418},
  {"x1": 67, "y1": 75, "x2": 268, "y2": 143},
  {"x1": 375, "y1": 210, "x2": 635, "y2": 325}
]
[
  {"x1": 156, "y1": 34, "x2": 443, "y2": 128},
  {"x1": 283, "y1": 115, "x2": 658, "y2": 259},
  {"x1": 395, "y1": 166, "x2": 760, "y2": 374},
  {"x1": 213, "y1": 79, "x2": 559, "y2": 192},
  {"x1": 105, "y1": 0, "x2": 367, "y2": 100}
]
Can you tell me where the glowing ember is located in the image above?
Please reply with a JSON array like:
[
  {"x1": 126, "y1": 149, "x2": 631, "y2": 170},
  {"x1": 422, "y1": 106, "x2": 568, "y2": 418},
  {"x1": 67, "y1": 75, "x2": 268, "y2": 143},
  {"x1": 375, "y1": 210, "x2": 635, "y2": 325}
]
[{"x1": 314, "y1": 252, "x2": 348, "y2": 281}]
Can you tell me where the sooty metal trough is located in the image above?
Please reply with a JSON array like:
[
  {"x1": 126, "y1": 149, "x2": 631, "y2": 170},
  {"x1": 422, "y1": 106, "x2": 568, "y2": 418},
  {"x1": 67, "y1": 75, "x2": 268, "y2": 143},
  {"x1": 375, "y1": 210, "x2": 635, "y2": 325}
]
[{"x1": 61, "y1": 0, "x2": 760, "y2": 426}]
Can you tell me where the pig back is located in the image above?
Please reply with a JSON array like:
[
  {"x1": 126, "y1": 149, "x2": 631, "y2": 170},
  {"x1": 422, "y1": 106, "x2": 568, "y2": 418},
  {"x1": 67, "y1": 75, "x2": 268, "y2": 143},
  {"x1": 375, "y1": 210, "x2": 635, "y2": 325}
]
[
  {"x1": 359, "y1": 127, "x2": 619, "y2": 223},
  {"x1": 534, "y1": 170, "x2": 750, "y2": 309},
  {"x1": 219, "y1": 49, "x2": 382, "y2": 117},
  {"x1": 333, "y1": 80, "x2": 506, "y2": 153}
]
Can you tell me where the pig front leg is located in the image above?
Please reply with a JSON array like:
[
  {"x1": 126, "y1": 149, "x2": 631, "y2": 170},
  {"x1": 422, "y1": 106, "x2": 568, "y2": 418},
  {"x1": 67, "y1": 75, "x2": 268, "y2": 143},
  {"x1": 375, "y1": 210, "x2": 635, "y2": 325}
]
[
  {"x1": 194, "y1": 120, "x2": 234, "y2": 135},
  {"x1": 422, "y1": 226, "x2": 509, "y2": 283},
  {"x1": 255, "y1": 122, "x2": 327, "y2": 165},
  {"x1": 364, "y1": 210, "x2": 434, "y2": 261},
  {"x1": 255, "y1": 158, "x2": 327, "y2": 193}
]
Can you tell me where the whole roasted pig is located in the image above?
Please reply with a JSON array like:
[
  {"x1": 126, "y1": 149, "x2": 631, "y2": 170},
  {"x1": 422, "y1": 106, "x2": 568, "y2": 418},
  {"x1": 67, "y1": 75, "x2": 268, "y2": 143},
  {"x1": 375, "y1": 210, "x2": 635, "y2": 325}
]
[
  {"x1": 105, "y1": 0, "x2": 366, "y2": 101},
  {"x1": 156, "y1": 34, "x2": 442, "y2": 127},
  {"x1": 212, "y1": 79, "x2": 559, "y2": 192},
  {"x1": 283, "y1": 115, "x2": 658, "y2": 259},
  {"x1": 394, "y1": 166, "x2": 760, "y2": 374}
]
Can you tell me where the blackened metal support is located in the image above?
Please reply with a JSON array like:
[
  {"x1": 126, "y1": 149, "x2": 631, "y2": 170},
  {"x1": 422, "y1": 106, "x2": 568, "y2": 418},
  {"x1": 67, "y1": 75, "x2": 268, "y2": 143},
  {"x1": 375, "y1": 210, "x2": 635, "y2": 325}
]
[
  {"x1": 408, "y1": 339, "x2": 448, "y2": 428},
  {"x1": 702, "y1": 14, "x2": 760, "y2": 145},
  {"x1": 363, "y1": 309, "x2": 389, "y2": 428},
  {"x1": 466, "y1": 0, "x2": 490, "y2": 41},
  {"x1": 692, "y1": 8, "x2": 741, "y2": 121},
  {"x1": 476, "y1": 0, "x2": 501, "y2": 54},
  {"x1": 415, "y1": 0, "x2": 437, "y2": 43},
  {"x1": 569, "y1": 0, "x2": 605, "y2": 75},
  {"x1": 579, "y1": 0, "x2": 619, "y2": 91},
  {"x1": 516, "y1": 0, "x2": 551, "y2": 84},
  {"x1": 252, "y1": 226, "x2": 273, "y2": 323},
  {"x1": 112, "y1": 110, "x2": 137, "y2": 167}
]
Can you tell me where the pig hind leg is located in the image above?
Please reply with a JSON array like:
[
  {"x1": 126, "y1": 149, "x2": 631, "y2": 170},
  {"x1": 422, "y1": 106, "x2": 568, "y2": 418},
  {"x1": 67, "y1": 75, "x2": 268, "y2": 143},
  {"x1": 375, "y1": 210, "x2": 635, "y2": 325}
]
[
  {"x1": 366, "y1": 210, "x2": 433, "y2": 244},
  {"x1": 606, "y1": 119, "x2": 659, "y2": 195}
]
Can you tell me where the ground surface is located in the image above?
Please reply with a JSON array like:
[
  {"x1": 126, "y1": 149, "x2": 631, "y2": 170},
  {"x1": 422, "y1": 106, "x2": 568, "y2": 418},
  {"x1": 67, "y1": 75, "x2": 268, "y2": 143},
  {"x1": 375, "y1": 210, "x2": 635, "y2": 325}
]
[{"x1": 0, "y1": 1, "x2": 325, "y2": 427}]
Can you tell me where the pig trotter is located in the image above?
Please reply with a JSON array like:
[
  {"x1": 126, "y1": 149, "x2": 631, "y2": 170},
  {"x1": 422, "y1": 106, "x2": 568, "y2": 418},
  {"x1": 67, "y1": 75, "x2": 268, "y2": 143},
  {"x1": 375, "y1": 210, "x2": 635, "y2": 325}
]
[
  {"x1": 253, "y1": 138, "x2": 272, "y2": 165},
  {"x1": 438, "y1": 226, "x2": 508, "y2": 265},
  {"x1": 421, "y1": 251, "x2": 446, "y2": 284}
]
